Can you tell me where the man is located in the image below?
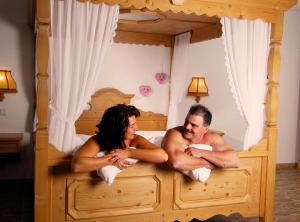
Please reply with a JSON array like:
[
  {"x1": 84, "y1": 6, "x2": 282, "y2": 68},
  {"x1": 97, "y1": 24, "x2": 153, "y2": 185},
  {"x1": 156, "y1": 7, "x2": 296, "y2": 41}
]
[{"x1": 162, "y1": 104, "x2": 240, "y2": 171}]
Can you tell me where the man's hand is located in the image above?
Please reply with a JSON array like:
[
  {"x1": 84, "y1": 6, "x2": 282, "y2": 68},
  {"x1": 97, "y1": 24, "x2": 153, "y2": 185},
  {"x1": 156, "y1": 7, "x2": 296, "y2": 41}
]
[{"x1": 185, "y1": 147, "x2": 205, "y2": 158}]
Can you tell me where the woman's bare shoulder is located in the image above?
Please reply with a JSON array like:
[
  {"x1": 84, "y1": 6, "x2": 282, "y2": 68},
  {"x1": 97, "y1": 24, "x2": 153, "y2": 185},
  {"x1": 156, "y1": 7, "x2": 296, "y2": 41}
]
[{"x1": 75, "y1": 135, "x2": 100, "y2": 157}]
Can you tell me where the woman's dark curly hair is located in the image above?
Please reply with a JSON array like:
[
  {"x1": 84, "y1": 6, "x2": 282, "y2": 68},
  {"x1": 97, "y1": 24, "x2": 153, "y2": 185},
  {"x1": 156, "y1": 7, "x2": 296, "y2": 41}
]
[{"x1": 95, "y1": 104, "x2": 140, "y2": 152}]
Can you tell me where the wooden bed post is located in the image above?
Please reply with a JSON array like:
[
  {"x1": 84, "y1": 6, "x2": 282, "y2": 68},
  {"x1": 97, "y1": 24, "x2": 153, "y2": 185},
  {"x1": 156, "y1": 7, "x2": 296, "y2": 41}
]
[
  {"x1": 35, "y1": 0, "x2": 50, "y2": 221},
  {"x1": 263, "y1": 12, "x2": 284, "y2": 222}
]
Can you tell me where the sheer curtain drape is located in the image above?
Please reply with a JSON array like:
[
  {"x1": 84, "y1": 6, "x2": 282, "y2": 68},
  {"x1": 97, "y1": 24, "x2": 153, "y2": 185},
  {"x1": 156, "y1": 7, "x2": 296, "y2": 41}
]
[
  {"x1": 167, "y1": 32, "x2": 191, "y2": 128},
  {"x1": 221, "y1": 17, "x2": 270, "y2": 149},
  {"x1": 49, "y1": 0, "x2": 119, "y2": 152}
]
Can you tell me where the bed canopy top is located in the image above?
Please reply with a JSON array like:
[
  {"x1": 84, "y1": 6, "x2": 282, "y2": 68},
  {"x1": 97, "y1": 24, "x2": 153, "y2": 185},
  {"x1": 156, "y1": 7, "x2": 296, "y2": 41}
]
[{"x1": 74, "y1": 0, "x2": 297, "y2": 46}]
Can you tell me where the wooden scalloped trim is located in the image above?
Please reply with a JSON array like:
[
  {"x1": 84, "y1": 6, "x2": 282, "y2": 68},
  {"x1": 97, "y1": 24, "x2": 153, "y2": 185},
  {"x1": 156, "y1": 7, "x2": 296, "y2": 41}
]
[
  {"x1": 238, "y1": 138, "x2": 268, "y2": 158},
  {"x1": 80, "y1": 0, "x2": 297, "y2": 23}
]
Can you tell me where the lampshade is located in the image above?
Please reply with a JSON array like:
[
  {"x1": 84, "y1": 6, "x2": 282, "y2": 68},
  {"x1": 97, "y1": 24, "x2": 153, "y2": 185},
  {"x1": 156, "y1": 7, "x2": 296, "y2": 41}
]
[
  {"x1": 187, "y1": 77, "x2": 208, "y2": 102},
  {"x1": 0, "y1": 70, "x2": 17, "y2": 101}
]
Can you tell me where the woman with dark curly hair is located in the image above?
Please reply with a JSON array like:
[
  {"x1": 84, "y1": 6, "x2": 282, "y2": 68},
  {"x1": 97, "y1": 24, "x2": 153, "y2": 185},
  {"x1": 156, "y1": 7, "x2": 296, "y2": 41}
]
[{"x1": 71, "y1": 104, "x2": 168, "y2": 173}]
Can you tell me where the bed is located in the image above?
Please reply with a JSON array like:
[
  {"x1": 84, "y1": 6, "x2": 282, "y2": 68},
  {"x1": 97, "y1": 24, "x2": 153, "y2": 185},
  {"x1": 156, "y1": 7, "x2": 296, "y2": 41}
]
[{"x1": 35, "y1": 0, "x2": 297, "y2": 222}]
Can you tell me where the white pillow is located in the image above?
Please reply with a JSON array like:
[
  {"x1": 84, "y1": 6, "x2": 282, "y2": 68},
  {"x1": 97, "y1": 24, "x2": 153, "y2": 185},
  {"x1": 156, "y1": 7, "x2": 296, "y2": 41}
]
[
  {"x1": 135, "y1": 131, "x2": 166, "y2": 146},
  {"x1": 182, "y1": 144, "x2": 213, "y2": 182},
  {"x1": 96, "y1": 148, "x2": 138, "y2": 186}
]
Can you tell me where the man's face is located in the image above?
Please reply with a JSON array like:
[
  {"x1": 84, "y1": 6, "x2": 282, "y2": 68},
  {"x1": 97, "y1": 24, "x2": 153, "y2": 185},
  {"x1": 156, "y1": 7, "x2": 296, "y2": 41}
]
[{"x1": 183, "y1": 114, "x2": 208, "y2": 141}]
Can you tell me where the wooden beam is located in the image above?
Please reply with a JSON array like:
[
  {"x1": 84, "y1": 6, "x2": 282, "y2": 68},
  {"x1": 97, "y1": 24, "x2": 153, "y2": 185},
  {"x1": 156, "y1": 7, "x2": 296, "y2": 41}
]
[
  {"x1": 263, "y1": 12, "x2": 284, "y2": 222},
  {"x1": 191, "y1": 23, "x2": 222, "y2": 43},
  {"x1": 35, "y1": 0, "x2": 50, "y2": 221},
  {"x1": 114, "y1": 30, "x2": 172, "y2": 46}
]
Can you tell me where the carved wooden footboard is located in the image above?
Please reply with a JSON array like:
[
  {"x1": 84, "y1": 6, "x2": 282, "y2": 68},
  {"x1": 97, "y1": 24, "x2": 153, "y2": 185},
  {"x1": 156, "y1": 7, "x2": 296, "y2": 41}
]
[{"x1": 48, "y1": 144, "x2": 266, "y2": 222}]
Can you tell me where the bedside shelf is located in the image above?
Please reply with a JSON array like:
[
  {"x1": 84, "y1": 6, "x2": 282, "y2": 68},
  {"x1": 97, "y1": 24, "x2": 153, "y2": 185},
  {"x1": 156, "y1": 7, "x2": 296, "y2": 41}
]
[{"x1": 0, "y1": 133, "x2": 23, "y2": 154}]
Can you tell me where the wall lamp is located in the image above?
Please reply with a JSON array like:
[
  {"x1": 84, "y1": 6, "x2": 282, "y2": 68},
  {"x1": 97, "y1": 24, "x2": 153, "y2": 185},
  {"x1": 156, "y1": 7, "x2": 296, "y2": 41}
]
[
  {"x1": 187, "y1": 77, "x2": 208, "y2": 103},
  {"x1": 0, "y1": 70, "x2": 17, "y2": 101}
]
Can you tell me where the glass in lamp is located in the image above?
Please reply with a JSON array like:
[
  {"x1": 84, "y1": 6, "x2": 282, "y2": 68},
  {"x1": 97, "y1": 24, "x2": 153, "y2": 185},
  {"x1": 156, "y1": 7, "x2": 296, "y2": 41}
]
[
  {"x1": 0, "y1": 70, "x2": 17, "y2": 101},
  {"x1": 187, "y1": 77, "x2": 208, "y2": 102}
]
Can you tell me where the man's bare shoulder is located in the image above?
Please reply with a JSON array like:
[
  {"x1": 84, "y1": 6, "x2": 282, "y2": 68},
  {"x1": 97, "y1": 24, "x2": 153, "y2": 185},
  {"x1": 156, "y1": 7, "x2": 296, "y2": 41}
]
[
  {"x1": 203, "y1": 130, "x2": 224, "y2": 145},
  {"x1": 165, "y1": 126, "x2": 183, "y2": 138},
  {"x1": 204, "y1": 130, "x2": 234, "y2": 151},
  {"x1": 162, "y1": 126, "x2": 186, "y2": 148},
  {"x1": 205, "y1": 130, "x2": 222, "y2": 139}
]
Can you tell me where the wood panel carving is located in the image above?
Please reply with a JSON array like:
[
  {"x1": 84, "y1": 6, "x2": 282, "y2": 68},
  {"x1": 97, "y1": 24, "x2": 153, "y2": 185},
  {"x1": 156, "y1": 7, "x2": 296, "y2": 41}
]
[
  {"x1": 75, "y1": 88, "x2": 134, "y2": 134},
  {"x1": 75, "y1": 88, "x2": 167, "y2": 134},
  {"x1": 67, "y1": 175, "x2": 161, "y2": 220},
  {"x1": 174, "y1": 157, "x2": 261, "y2": 214}
]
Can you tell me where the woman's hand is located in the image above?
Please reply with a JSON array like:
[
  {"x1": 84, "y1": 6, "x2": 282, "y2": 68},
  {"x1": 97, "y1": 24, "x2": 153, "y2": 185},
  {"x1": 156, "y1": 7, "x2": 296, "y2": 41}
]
[
  {"x1": 103, "y1": 152, "x2": 120, "y2": 164},
  {"x1": 109, "y1": 148, "x2": 130, "y2": 160},
  {"x1": 112, "y1": 159, "x2": 134, "y2": 170}
]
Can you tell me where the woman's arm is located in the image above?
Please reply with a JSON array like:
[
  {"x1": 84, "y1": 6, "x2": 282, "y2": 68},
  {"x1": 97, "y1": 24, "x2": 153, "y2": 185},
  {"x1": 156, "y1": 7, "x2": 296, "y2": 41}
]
[{"x1": 71, "y1": 136, "x2": 119, "y2": 173}]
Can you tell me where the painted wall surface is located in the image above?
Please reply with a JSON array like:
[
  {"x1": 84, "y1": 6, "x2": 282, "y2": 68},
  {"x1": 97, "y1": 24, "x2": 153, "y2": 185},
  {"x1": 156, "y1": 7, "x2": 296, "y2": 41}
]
[
  {"x1": 187, "y1": 39, "x2": 247, "y2": 149},
  {"x1": 99, "y1": 43, "x2": 171, "y2": 115},
  {"x1": 0, "y1": 0, "x2": 35, "y2": 179},
  {"x1": 277, "y1": 9, "x2": 300, "y2": 163}
]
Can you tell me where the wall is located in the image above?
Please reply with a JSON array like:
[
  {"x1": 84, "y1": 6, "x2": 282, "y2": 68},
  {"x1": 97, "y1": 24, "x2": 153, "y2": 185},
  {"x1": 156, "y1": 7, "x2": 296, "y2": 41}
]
[
  {"x1": 0, "y1": 0, "x2": 35, "y2": 179},
  {"x1": 99, "y1": 43, "x2": 171, "y2": 115},
  {"x1": 188, "y1": 39, "x2": 247, "y2": 149},
  {"x1": 277, "y1": 9, "x2": 300, "y2": 163}
]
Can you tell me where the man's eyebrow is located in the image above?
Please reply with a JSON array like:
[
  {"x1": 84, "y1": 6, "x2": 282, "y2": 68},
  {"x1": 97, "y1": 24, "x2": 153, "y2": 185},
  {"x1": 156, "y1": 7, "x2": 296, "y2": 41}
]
[{"x1": 190, "y1": 122, "x2": 199, "y2": 127}]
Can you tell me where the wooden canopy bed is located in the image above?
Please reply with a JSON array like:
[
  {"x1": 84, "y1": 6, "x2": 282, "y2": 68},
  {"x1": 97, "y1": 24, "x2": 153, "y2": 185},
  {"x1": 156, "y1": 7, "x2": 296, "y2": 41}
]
[{"x1": 35, "y1": 0, "x2": 297, "y2": 222}]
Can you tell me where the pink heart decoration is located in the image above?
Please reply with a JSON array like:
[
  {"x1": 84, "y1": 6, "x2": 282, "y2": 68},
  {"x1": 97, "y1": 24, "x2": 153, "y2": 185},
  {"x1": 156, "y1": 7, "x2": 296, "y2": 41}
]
[
  {"x1": 139, "y1": 85, "x2": 153, "y2": 97},
  {"x1": 155, "y1": 72, "x2": 168, "y2": 84}
]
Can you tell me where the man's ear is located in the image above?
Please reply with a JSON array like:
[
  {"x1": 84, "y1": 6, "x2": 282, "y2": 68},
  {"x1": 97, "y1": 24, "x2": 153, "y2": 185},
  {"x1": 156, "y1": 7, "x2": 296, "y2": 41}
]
[{"x1": 203, "y1": 126, "x2": 209, "y2": 133}]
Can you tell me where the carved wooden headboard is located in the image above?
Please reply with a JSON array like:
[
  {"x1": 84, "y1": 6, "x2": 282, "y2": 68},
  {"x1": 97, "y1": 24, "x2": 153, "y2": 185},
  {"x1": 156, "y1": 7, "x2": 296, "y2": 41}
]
[{"x1": 75, "y1": 88, "x2": 167, "y2": 134}]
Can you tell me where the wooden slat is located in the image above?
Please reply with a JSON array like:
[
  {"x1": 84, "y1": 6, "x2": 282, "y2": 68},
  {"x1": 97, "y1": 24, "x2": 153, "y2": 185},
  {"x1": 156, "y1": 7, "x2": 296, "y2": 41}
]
[{"x1": 114, "y1": 30, "x2": 172, "y2": 46}]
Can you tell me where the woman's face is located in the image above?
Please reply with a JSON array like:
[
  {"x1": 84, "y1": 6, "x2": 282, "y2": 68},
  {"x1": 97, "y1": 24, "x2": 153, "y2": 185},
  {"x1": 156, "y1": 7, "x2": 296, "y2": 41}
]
[{"x1": 124, "y1": 115, "x2": 138, "y2": 140}]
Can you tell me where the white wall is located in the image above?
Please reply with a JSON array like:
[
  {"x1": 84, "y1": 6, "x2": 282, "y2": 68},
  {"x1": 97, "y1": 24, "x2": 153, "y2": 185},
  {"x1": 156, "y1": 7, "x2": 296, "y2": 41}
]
[
  {"x1": 277, "y1": 9, "x2": 300, "y2": 163},
  {"x1": 99, "y1": 43, "x2": 171, "y2": 115},
  {"x1": 0, "y1": 0, "x2": 35, "y2": 179},
  {"x1": 188, "y1": 39, "x2": 247, "y2": 148}
]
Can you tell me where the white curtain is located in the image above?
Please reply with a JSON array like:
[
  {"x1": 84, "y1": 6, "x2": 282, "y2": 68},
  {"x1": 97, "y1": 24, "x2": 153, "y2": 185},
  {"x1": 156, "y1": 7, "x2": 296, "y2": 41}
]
[
  {"x1": 221, "y1": 17, "x2": 270, "y2": 150},
  {"x1": 49, "y1": 0, "x2": 119, "y2": 152},
  {"x1": 167, "y1": 32, "x2": 191, "y2": 128}
]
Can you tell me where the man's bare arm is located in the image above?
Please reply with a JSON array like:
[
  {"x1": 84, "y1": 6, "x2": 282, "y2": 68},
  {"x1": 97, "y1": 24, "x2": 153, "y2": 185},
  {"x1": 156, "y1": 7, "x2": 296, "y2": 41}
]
[
  {"x1": 162, "y1": 129, "x2": 214, "y2": 171},
  {"x1": 185, "y1": 133, "x2": 240, "y2": 168}
]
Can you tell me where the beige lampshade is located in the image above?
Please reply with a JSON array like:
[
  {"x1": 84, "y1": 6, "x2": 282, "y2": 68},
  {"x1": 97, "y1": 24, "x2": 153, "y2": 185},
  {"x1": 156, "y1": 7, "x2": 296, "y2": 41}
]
[
  {"x1": 187, "y1": 77, "x2": 208, "y2": 102},
  {"x1": 0, "y1": 70, "x2": 17, "y2": 101}
]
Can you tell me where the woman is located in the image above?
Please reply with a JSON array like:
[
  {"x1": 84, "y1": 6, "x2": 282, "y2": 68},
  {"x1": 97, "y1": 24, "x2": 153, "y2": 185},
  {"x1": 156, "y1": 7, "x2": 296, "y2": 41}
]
[{"x1": 71, "y1": 104, "x2": 168, "y2": 173}]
